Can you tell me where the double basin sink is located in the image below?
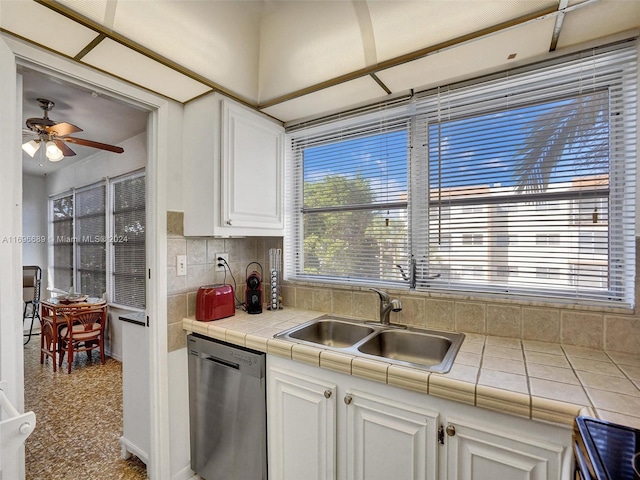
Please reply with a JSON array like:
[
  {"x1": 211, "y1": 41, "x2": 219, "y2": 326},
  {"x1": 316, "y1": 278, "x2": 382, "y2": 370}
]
[{"x1": 274, "y1": 316, "x2": 465, "y2": 373}]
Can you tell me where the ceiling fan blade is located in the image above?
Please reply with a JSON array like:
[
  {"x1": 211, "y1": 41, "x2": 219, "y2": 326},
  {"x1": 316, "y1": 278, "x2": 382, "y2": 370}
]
[
  {"x1": 45, "y1": 122, "x2": 83, "y2": 136},
  {"x1": 63, "y1": 136, "x2": 124, "y2": 154},
  {"x1": 54, "y1": 139, "x2": 76, "y2": 157}
]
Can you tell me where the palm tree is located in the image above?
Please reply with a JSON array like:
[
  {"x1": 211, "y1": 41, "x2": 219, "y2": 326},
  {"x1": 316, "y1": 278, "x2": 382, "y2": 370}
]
[{"x1": 512, "y1": 92, "x2": 609, "y2": 193}]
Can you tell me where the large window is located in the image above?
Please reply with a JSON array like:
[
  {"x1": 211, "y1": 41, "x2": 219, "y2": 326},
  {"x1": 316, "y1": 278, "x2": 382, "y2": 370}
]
[
  {"x1": 49, "y1": 170, "x2": 145, "y2": 309},
  {"x1": 286, "y1": 41, "x2": 636, "y2": 306}
]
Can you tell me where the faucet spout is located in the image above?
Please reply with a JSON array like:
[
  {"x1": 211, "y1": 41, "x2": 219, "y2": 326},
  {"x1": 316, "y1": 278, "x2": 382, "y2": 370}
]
[{"x1": 369, "y1": 288, "x2": 403, "y2": 325}]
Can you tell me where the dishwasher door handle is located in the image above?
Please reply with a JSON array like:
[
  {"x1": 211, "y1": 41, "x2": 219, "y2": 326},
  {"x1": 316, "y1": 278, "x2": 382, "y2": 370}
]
[{"x1": 205, "y1": 355, "x2": 240, "y2": 370}]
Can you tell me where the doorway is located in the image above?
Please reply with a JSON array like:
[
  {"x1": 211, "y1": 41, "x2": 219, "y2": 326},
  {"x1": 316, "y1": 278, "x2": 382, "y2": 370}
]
[{"x1": 18, "y1": 64, "x2": 152, "y2": 477}]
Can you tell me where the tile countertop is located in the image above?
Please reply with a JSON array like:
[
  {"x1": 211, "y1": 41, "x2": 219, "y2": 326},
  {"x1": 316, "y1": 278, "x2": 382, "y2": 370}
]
[{"x1": 182, "y1": 308, "x2": 640, "y2": 429}]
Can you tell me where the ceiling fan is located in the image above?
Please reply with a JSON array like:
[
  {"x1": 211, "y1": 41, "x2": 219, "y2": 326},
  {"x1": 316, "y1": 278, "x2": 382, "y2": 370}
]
[{"x1": 22, "y1": 98, "x2": 124, "y2": 162}]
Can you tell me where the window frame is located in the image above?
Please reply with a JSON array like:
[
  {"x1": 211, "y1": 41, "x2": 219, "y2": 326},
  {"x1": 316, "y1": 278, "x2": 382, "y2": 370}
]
[{"x1": 285, "y1": 41, "x2": 637, "y2": 308}]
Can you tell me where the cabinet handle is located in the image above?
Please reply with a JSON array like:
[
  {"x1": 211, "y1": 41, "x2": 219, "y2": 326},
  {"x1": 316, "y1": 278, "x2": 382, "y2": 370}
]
[
  {"x1": 226, "y1": 220, "x2": 232, "y2": 225},
  {"x1": 446, "y1": 424, "x2": 456, "y2": 437},
  {"x1": 344, "y1": 395, "x2": 352, "y2": 405},
  {"x1": 324, "y1": 390, "x2": 332, "y2": 399}
]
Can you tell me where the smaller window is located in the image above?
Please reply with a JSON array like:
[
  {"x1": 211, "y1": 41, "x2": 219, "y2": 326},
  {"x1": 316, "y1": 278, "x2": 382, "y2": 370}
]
[{"x1": 111, "y1": 172, "x2": 146, "y2": 310}]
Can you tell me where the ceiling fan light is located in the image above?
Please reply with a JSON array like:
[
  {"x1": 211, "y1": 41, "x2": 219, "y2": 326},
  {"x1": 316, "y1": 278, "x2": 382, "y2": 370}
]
[
  {"x1": 22, "y1": 140, "x2": 40, "y2": 157},
  {"x1": 45, "y1": 141, "x2": 64, "y2": 161}
]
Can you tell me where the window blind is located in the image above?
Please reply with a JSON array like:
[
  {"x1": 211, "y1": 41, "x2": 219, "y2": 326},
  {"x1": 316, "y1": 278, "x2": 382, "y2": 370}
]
[
  {"x1": 75, "y1": 184, "x2": 106, "y2": 297},
  {"x1": 51, "y1": 194, "x2": 74, "y2": 291},
  {"x1": 412, "y1": 43, "x2": 637, "y2": 305},
  {"x1": 286, "y1": 110, "x2": 411, "y2": 286},
  {"x1": 111, "y1": 172, "x2": 146, "y2": 309},
  {"x1": 286, "y1": 40, "x2": 637, "y2": 306}
]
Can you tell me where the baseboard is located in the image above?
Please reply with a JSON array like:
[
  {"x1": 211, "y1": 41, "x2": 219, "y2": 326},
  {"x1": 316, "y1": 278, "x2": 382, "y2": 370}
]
[
  {"x1": 171, "y1": 464, "x2": 197, "y2": 480},
  {"x1": 119, "y1": 436, "x2": 148, "y2": 465},
  {"x1": 107, "y1": 350, "x2": 123, "y2": 362}
]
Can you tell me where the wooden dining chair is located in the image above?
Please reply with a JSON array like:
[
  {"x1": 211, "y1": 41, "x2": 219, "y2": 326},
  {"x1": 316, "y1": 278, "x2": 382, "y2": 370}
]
[{"x1": 58, "y1": 307, "x2": 108, "y2": 373}]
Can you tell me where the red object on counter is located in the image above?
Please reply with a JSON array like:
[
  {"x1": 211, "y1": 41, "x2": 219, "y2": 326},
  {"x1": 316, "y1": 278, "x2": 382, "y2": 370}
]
[{"x1": 196, "y1": 284, "x2": 235, "y2": 321}]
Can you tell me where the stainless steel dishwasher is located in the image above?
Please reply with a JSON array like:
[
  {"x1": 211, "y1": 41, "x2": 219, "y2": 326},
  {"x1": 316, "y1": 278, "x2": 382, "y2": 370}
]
[{"x1": 187, "y1": 333, "x2": 267, "y2": 480}]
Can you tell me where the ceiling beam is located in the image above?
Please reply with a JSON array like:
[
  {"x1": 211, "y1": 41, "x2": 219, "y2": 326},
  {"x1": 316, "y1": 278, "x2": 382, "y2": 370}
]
[{"x1": 74, "y1": 33, "x2": 106, "y2": 61}]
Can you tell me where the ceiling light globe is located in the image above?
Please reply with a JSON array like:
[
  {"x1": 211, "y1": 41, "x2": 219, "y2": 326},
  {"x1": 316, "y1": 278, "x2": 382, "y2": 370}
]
[
  {"x1": 45, "y1": 141, "x2": 64, "y2": 162},
  {"x1": 22, "y1": 140, "x2": 40, "y2": 157}
]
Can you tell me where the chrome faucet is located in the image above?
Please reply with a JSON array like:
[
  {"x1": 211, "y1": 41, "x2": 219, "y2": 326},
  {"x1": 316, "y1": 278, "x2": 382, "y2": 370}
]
[{"x1": 369, "y1": 288, "x2": 403, "y2": 326}]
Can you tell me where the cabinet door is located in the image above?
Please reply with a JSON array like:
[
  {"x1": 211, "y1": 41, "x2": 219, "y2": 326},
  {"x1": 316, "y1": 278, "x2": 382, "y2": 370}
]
[
  {"x1": 345, "y1": 389, "x2": 439, "y2": 480},
  {"x1": 445, "y1": 417, "x2": 564, "y2": 480},
  {"x1": 268, "y1": 366, "x2": 337, "y2": 480},
  {"x1": 221, "y1": 99, "x2": 284, "y2": 233}
]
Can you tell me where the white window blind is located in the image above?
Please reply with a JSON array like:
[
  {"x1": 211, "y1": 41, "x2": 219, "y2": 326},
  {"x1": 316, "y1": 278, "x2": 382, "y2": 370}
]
[
  {"x1": 286, "y1": 112, "x2": 411, "y2": 285},
  {"x1": 75, "y1": 184, "x2": 106, "y2": 297},
  {"x1": 412, "y1": 42, "x2": 637, "y2": 305},
  {"x1": 286, "y1": 40, "x2": 636, "y2": 307},
  {"x1": 51, "y1": 194, "x2": 74, "y2": 291},
  {"x1": 111, "y1": 172, "x2": 146, "y2": 309}
]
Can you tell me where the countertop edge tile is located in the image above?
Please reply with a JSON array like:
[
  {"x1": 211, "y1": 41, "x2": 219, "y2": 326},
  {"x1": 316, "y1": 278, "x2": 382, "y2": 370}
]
[
  {"x1": 387, "y1": 365, "x2": 430, "y2": 395},
  {"x1": 531, "y1": 396, "x2": 584, "y2": 426},
  {"x1": 266, "y1": 338, "x2": 294, "y2": 359},
  {"x1": 292, "y1": 344, "x2": 321, "y2": 367},
  {"x1": 225, "y1": 329, "x2": 247, "y2": 347},
  {"x1": 245, "y1": 333, "x2": 268, "y2": 353},
  {"x1": 476, "y1": 384, "x2": 531, "y2": 419},
  {"x1": 428, "y1": 374, "x2": 475, "y2": 406},
  {"x1": 319, "y1": 350, "x2": 354, "y2": 374},
  {"x1": 207, "y1": 325, "x2": 227, "y2": 342},
  {"x1": 351, "y1": 357, "x2": 389, "y2": 384}
]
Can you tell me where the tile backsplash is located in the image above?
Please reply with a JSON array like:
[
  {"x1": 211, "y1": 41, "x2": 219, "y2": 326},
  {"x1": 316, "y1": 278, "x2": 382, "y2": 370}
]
[
  {"x1": 166, "y1": 211, "x2": 282, "y2": 351},
  {"x1": 166, "y1": 211, "x2": 640, "y2": 354}
]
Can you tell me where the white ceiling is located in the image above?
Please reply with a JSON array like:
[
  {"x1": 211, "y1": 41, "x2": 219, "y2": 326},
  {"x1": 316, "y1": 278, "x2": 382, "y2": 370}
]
[
  {"x1": 19, "y1": 67, "x2": 148, "y2": 176},
  {"x1": 2, "y1": 0, "x2": 639, "y2": 174}
]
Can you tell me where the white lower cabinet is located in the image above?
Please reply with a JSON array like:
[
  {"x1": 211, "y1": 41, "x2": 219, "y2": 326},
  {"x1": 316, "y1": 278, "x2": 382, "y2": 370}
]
[
  {"x1": 445, "y1": 416, "x2": 565, "y2": 480},
  {"x1": 268, "y1": 366, "x2": 337, "y2": 480},
  {"x1": 267, "y1": 355, "x2": 573, "y2": 480},
  {"x1": 345, "y1": 390, "x2": 438, "y2": 480}
]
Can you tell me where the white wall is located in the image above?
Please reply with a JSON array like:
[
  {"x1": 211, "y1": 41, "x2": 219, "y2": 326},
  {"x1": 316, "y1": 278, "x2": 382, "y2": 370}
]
[
  {"x1": 22, "y1": 173, "x2": 47, "y2": 283},
  {"x1": 165, "y1": 101, "x2": 184, "y2": 212}
]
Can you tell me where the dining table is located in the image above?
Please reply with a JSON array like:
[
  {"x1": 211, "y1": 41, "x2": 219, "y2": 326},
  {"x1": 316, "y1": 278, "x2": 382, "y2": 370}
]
[{"x1": 40, "y1": 296, "x2": 107, "y2": 372}]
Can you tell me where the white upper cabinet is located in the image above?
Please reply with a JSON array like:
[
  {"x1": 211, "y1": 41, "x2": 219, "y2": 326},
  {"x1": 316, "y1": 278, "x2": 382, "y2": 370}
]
[{"x1": 183, "y1": 93, "x2": 285, "y2": 236}]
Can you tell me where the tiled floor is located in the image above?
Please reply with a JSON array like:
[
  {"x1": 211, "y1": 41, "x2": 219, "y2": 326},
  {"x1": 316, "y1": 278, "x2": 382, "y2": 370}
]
[{"x1": 23, "y1": 337, "x2": 147, "y2": 479}]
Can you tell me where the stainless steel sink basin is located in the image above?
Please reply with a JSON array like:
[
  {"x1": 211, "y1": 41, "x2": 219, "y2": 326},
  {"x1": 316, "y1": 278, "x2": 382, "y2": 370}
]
[
  {"x1": 357, "y1": 329, "x2": 461, "y2": 372},
  {"x1": 285, "y1": 318, "x2": 375, "y2": 348},
  {"x1": 274, "y1": 315, "x2": 464, "y2": 373}
]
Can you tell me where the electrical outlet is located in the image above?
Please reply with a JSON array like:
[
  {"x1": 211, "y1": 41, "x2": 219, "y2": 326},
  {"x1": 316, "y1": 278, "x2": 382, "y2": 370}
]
[
  {"x1": 176, "y1": 255, "x2": 187, "y2": 276},
  {"x1": 215, "y1": 253, "x2": 229, "y2": 271}
]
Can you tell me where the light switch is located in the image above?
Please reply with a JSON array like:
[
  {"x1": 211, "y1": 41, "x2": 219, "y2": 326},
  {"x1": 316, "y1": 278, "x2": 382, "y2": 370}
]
[{"x1": 177, "y1": 255, "x2": 187, "y2": 276}]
